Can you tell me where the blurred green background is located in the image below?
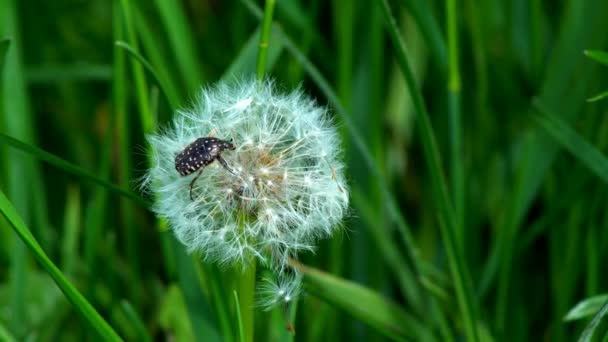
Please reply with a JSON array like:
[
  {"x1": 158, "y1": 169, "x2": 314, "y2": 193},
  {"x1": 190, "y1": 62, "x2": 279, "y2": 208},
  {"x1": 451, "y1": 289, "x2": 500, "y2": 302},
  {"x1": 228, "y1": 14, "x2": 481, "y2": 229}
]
[{"x1": 1, "y1": 0, "x2": 608, "y2": 341}]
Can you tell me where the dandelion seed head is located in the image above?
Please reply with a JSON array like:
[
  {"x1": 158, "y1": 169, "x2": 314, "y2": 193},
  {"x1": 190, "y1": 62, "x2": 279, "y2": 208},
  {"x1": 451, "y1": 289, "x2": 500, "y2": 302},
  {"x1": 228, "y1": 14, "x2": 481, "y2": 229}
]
[{"x1": 145, "y1": 78, "x2": 349, "y2": 274}]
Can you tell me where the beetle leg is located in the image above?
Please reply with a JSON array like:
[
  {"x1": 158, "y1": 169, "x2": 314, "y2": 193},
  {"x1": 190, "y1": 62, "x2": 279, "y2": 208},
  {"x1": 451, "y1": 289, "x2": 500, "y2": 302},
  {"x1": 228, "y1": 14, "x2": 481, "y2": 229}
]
[
  {"x1": 217, "y1": 155, "x2": 237, "y2": 175},
  {"x1": 189, "y1": 169, "x2": 204, "y2": 200}
]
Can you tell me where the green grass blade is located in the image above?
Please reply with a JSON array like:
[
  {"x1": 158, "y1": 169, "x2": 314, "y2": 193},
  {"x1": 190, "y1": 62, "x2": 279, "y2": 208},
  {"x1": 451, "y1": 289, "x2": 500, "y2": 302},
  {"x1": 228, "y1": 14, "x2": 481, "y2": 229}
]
[
  {"x1": 60, "y1": 185, "x2": 80, "y2": 274},
  {"x1": 398, "y1": 0, "x2": 447, "y2": 72},
  {"x1": 584, "y1": 50, "x2": 608, "y2": 66},
  {"x1": 0, "y1": 190, "x2": 123, "y2": 342},
  {"x1": 233, "y1": 291, "x2": 244, "y2": 342},
  {"x1": 223, "y1": 26, "x2": 283, "y2": 79},
  {"x1": 578, "y1": 300, "x2": 608, "y2": 342},
  {"x1": 120, "y1": 300, "x2": 152, "y2": 342},
  {"x1": 256, "y1": 0, "x2": 276, "y2": 80},
  {"x1": 152, "y1": 0, "x2": 202, "y2": 91},
  {"x1": 0, "y1": 133, "x2": 150, "y2": 207},
  {"x1": 587, "y1": 90, "x2": 608, "y2": 102},
  {"x1": 378, "y1": 1, "x2": 478, "y2": 340},
  {"x1": 296, "y1": 262, "x2": 435, "y2": 341},
  {"x1": 118, "y1": 0, "x2": 153, "y2": 133},
  {"x1": 533, "y1": 99, "x2": 608, "y2": 184},
  {"x1": 446, "y1": 0, "x2": 465, "y2": 248},
  {"x1": 565, "y1": 295, "x2": 608, "y2": 321},
  {"x1": 115, "y1": 41, "x2": 178, "y2": 111}
]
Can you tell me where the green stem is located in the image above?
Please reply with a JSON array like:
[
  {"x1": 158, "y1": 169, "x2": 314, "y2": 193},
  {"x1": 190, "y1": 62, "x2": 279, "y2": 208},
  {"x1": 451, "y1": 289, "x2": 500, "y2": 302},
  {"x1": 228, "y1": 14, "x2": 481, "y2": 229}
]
[
  {"x1": 446, "y1": 0, "x2": 465, "y2": 251},
  {"x1": 378, "y1": 0, "x2": 478, "y2": 340},
  {"x1": 238, "y1": 261, "x2": 257, "y2": 342},
  {"x1": 256, "y1": 0, "x2": 276, "y2": 80}
]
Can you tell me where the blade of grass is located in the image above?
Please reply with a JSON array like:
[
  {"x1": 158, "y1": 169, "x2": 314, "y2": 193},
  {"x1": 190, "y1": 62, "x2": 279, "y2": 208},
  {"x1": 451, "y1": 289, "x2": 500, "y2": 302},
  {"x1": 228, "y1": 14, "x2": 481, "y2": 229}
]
[
  {"x1": 132, "y1": 3, "x2": 183, "y2": 109},
  {"x1": 398, "y1": 0, "x2": 447, "y2": 72},
  {"x1": 61, "y1": 185, "x2": 80, "y2": 274},
  {"x1": 332, "y1": 0, "x2": 353, "y2": 109},
  {"x1": 565, "y1": 295, "x2": 608, "y2": 321},
  {"x1": 1, "y1": 2, "x2": 51, "y2": 334},
  {"x1": 26, "y1": 64, "x2": 112, "y2": 83},
  {"x1": 120, "y1": 300, "x2": 152, "y2": 342},
  {"x1": 118, "y1": 0, "x2": 153, "y2": 133},
  {"x1": 578, "y1": 299, "x2": 608, "y2": 342},
  {"x1": 0, "y1": 190, "x2": 123, "y2": 342},
  {"x1": 256, "y1": 0, "x2": 276, "y2": 80},
  {"x1": 114, "y1": 41, "x2": 178, "y2": 111},
  {"x1": 378, "y1": 1, "x2": 478, "y2": 340},
  {"x1": 233, "y1": 291, "x2": 244, "y2": 342},
  {"x1": 152, "y1": 0, "x2": 202, "y2": 91},
  {"x1": 222, "y1": 26, "x2": 283, "y2": 78},
  {"x1": 446, "y1": 0, "x2": 465, "y2": 249},
  {"x1": 294, "y1": 262, "x2": 436, "y2": 341},
  {"x1": 0, "y1": 133, "x2": 150, "y2": 207},
  {"x1": 586, "y1": 90, "x2": 608, "y2": 102},
  {"x1": 584, "y1": 49, "x2": 608, "y2": 66},
  {"x1": 533, "y1": 98, "x2": 608, "y2": 184}
]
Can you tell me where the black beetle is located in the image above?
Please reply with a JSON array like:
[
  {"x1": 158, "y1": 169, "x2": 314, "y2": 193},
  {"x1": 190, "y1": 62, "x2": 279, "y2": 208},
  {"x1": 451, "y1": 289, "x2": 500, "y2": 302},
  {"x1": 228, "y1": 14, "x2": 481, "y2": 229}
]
[{"x1": 175, "y1": 137, "x2": 236, "y2": 199}]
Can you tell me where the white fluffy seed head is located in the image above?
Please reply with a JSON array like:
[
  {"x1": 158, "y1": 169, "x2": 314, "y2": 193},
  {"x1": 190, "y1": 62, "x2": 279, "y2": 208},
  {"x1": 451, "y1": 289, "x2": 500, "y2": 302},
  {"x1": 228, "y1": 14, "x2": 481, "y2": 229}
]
[{"x1": 144, "y1": 79, "x2": 349, "y2": 271}]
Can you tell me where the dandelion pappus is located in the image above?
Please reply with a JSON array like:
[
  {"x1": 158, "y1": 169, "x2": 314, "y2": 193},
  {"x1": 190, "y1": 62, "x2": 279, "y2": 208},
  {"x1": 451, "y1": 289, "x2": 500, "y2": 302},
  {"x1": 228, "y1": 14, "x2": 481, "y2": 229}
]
[{"x1": 175, "y1": 137, "x2": 237, "y2": 200}]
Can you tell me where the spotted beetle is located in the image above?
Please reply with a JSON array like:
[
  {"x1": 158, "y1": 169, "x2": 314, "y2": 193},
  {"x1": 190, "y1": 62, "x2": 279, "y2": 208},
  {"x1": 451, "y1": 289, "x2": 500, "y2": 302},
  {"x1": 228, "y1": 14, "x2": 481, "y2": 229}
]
[{"x1": 175, "y1": 137, "x2": 236, "y2": 200}]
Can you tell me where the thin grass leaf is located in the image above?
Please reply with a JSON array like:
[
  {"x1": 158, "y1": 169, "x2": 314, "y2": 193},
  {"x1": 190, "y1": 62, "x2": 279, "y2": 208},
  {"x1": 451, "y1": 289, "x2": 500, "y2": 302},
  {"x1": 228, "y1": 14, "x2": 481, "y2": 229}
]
[
  {"x1": 579, "y1": 299, "x2": 608, "y2": 342},
  {"x1": 26, "y1": 64, "x2": 112, "y2": 83},
  {"x1": 351, "y1": 189, "x2": 422, "y2": 309},
  {"x1": 120, "y1": 300, "x2": 152, "y2": 342},
  {"x1": 152, "y1": 0, "x2": 202, "y2": 91},
  {"x1": 565, "y1": 295, "x2": 608, "y2": 321},
  {"x1": 446, "y1": 0, "x2": 465, "y2": 249},
  {"x1": 378, "y1": 1, "x2": 478, "y2": 340},
  {"x1": 118, "y1": 0, "x2": 154, "y2": 135},
  {"x1": 587, "y1": 90, "x2": 608, "y2": 102},
  {"x1": 0, "y1": 190, "x2": 122, "y2": 342},
  {"x1": 256, "y1": 0, "x2": 276, "y2": 80},
  {"x1": 295, "y1": 262, "x2": 435, "y2": 341},
  {"x1": 233, "y1": 291, "x2": 244, "y2": 342},
  {"x1": 115, "y1": 41, "x2": 178, "y2": 110},
  {"x1": 533, "y1": 99, "x2": 608, "y2": 184},
  {"x1": 0, "y1": 133, "x2": 150, "y2": 207},
  {"x1": 398, "y1": 0, "x2": 447, "y2": 72},
  {"x1": 222, "y1": 25, "x2": 283, "y2": 80},
  {"x1": 584, "y1": 50, "x2": 608, "y2": 66}
]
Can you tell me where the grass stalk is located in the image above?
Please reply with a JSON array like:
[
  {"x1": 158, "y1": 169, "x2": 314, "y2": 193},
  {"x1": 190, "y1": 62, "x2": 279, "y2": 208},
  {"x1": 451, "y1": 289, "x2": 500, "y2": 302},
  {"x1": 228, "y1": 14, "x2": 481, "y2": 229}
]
[
  {"x1": 446, "y1": 0, "x2": 465, "y2": 249},
  {"x1": 256, "y1": 0, "x2": 276, "y2": 80},
  {"x1": 377, "y1": 0, "x2": 478, "y2": 340}
]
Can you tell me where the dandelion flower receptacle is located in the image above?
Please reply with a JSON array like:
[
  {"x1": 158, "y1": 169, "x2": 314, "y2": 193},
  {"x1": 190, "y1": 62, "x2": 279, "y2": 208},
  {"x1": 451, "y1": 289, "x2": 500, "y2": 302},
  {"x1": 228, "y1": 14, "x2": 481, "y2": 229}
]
[{"x1": 144, "y1": 79, "x2": 348, "y2": 306}]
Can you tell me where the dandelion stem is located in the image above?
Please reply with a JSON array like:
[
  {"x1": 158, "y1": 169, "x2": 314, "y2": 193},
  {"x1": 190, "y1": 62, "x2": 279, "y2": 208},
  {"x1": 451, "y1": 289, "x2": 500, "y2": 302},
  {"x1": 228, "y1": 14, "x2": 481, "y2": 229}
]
[
  {"x1": 238, "y1": 261, "x2": 256, "y2": 342},
  {"x1": 256, "y1": 0, "x2": 276, "y2": 80}
]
